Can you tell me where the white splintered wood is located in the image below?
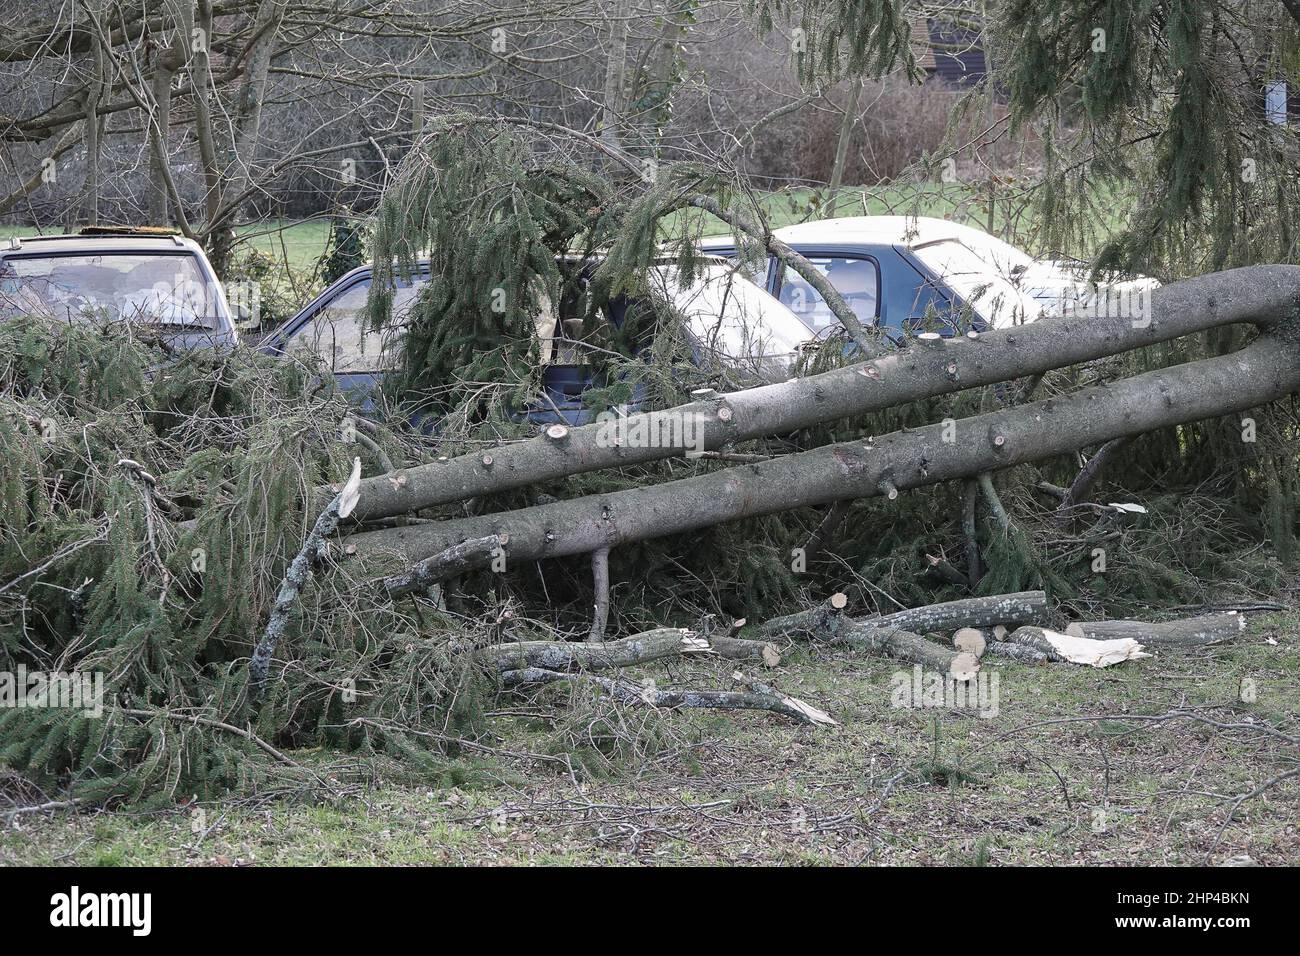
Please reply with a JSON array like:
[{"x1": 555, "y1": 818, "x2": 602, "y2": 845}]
[
  {"x1": 1038, "y1": 629, "x2": 1151, "y2": 667},
  {"x1": 336, "y1": 458, "x2": 363, "y2": 519}
]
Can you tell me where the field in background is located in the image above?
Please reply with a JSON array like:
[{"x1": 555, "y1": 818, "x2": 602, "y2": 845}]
[{"x1": 3, "y1": 612, "x2": 1295, "y2": 866}]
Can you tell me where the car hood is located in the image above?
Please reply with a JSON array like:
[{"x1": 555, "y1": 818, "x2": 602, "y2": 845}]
[{"x1": 647, "y1": 264, "x2": 815, "y2": 382}]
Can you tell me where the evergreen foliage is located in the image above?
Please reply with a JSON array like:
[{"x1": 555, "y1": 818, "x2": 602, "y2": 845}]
[
  {"x1": 0, "y1": 316, "x2": 492, "y2": 803},
  {"x1": 996, "y1": 0, "x2": 1300, "y2": 276}
]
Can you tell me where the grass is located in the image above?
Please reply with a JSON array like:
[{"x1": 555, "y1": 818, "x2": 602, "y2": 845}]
[{"x1": 3, "y1": 612, "x2": 1296, "y2": 866}]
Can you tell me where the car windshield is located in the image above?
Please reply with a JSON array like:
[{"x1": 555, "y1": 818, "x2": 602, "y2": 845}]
[
  {"x1": 0, "y1": 252, "x2": 220, "y2": 328},
  {"x1": 912, "y1": 239, "x2": 1037, "y2": 329}
]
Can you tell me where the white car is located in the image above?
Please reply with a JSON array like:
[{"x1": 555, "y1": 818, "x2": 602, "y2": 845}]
[
  {"x1": 699, "y1": 216, "x2": 1158, "y2": 334},
  {"x1": 646, "y1": 260, "x2": 815, "y2": 382}
]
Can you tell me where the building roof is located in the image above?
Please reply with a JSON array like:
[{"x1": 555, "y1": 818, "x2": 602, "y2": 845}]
[{"x1": 911, "y1": 15, "x2": 988, "y2": 88}]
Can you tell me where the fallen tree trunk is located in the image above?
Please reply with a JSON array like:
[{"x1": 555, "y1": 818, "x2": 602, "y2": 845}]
[
  {"x1": 708, "y1": 634, "x2": 783, "y2": 664},
  {"x1": 499, "y1": 667, "x2": 837, "y2": 725},
  {"x1": 1003, "y1": 626, "x2": 1069, "y2": 661},
  {"x1": 835, "y1": 624, "x2": 970, "y2": 678},
  {"x1": 479, "y1": 627, "x2": 708, "y2": 671},
  {"x1": 1065, "y1": 613, "x2": 1246, "y2": 647},
  {"x1": 773, "y1": 592, "x2": 1049, "y2": 678},
  {"x1": 986, "y1": 640, "x2": 1052, "y2": 664},
  {"x1": 478, "y1": 628, "x2": 780, "y2": 672},
  {"x1": 345, "y1": 322, "x2": 1300, "y2": 565},
  {"x1": 864, "y1": 591, "x2": 1046, "y2": 636},
  {"x1": 329, "y1": 266, "x2": 1300, "y2": 523},
  {"x1": 741, "y1": 592, "x2": 850, "y2": 642}
]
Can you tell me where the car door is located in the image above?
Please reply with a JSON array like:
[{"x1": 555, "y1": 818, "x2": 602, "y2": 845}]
[{"x1": 273, "y1": 268, "x2": 426, "y2": 400}]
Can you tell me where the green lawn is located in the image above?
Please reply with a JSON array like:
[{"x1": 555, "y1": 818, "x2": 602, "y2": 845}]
[{"x1": 4, "y1": 613, "x2": 1296, "y2": 866}]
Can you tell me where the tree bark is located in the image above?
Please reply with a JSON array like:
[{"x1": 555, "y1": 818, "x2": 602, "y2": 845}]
[
  {"x1": 961, "y1": 478, "x2": 982, "y2": 584},
  {"x1": 480, "y1": 627, "x2": 706, "y2": 672},
  {"x1": 599, "y1": 0, "x2": 630, "y2": 148},
  {"x1": 986, "y1": 640, "x2": 1051, "y2": 663},
  {"x1": 382, "y1": 534, "x2": 502, "y2": 597},
  {"x1": 741, "y1": 593, "x2": 850, "y2": 643},
  {"x1": 1065, "y1": 613, "x2": 1245, "y2": 647},
  {"x1": 345, "y1": 320, "x2": 1300, "y2": 566},
  {"x1": 82, "y1": 34, "x2": 105, "y2": 225},
  {"x1": 147, "y1": 57, "x2": 175, "y2": 225},
  {"x1": 587, "y1": 547, "x2": 611, "y2": 642},
  {"x1": 329, "y1": 266, "x2": 1300, "y2": 525},
  {"x1": 828, "y1": 77, "x2": 863, "y2": 205},
  {"x1": 1003, "y1": 627, "x2": 1068, "y2": 661},
  {"x1": 862, "y1": 591, "x2": 1046, "y2": 635}
]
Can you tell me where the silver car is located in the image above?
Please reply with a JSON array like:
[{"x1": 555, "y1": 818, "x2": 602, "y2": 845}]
[{"x1": 0, "y1": 228, "x2": 238, "y2": 348}]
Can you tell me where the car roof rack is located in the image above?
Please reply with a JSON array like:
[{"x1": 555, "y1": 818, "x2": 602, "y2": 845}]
[{"x1": 76, "y1": 225, "x2": 183, "y2": 238}]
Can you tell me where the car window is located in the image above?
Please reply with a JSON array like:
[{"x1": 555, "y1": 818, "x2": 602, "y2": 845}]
[
  {"x1": 912, "y1": 240, "x2": 1036, "y2": 329},
  {"x1": 776, "y1": 256, "x2": 878, "y2": 332},
  {"x1": 289, "y1": 277, "x2": 422, "y2": 373},
  {"x1": 0, "y1": 253, "x2": 219, "y2": 328}
]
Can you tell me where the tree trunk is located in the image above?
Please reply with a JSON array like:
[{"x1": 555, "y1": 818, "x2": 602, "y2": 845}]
[
  {"x1": 148, "y1": 59, "x2": 175, "y2": 225},
  {"x1": 82, "y1": 35, "x2": 105, "y2": 225},
  {"x1": 345, "y1": 320, "x2": 1300, "y2": 566},
  {"x1": 599, "y1": 0, "x2": 630, "y2": 148},
  {"x1": 1065, "y1": 613, "x2": 1245, "y2": 647},
  {"x1": 861, "y1": 591, "x2": 1046, "y2": 635},
  {"x1": 828, "y1": 77, "x2": 863, "y2": 208},
  {"x1": 330, "y1": 266, "x2": 1300, "y2": 524}
]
